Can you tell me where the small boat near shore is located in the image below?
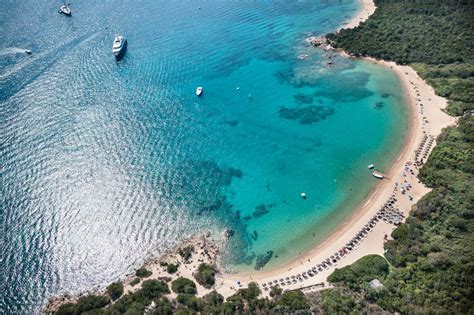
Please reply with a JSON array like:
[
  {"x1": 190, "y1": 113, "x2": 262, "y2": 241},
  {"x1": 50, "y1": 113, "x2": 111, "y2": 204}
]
[
  {"x1": 372, "y1": 171, "x2": 385, "y2": 179},
  {"x1": 368, "y1": 164, "x2": 374, "y2": 169},
  {"x1": 196, "y1": 86, "x2": 203, "y2": 96}
]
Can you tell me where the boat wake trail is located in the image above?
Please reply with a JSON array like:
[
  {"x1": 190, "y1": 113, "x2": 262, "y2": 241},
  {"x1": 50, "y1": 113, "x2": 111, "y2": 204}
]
[
  {"x1": 0, "y1": 47, "x2": 32, "y2": 56},
  {"x1": 0, "y1": 32, "x2": 100, "y2": 102}
]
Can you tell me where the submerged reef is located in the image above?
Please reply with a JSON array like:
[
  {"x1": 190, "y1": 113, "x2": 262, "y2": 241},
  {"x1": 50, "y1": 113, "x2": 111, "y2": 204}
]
[
  {"x1": 224, "y1": 119, "x2": 239, "y2": 127},
  {"x1": 255, "y1": 250, "x2": 274, "y2": 270},
  {"x1": 374, "y1": 101, "x2": 384, "y2": 109},
  {"x1": 313, "y1": 71, "x2": 373, "y2": 101},
  {"x1": 293, "y1": 93, "x2": 314, "y2": 105},
  {"x1": 252, "y1": 204, "x2": 270, "y2": 218},
  {"x1": 279, "y1": 105, "x2": 335, "y2": 124}
]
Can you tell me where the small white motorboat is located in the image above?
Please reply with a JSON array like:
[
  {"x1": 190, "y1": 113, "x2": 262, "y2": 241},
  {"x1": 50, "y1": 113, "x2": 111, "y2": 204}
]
[
  {"x1": 368, "y1": 164, "x2": 374, "y2": 169},
  {"x1": 112, "y1": 35, "x2": 127, "y2": 59},
  {"x1": 372, "y1": 171, "x2": 384, "y2": 179},
  {"x1": 301, "y1": 192, "x2": 307, "y2": 199},
  {"x1": 25, "y1": 49, "x2": 32, "y2": 55},
  {"x1": 59, "y1": 5, "x2": 71, "y2": 15},
  {"x1": 196, "y1": 86, "x2": 203, "y2": 96}
]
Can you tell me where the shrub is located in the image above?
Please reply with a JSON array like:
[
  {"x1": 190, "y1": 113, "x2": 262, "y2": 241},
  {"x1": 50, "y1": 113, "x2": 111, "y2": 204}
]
[
  {"x1": 171, "y1": 277, "x2": 197, "y2": 295},
  {"x1": 166, "y1": 263, "x2": 178, "y2": 274},
  {"x1": 56, "y1": 303, "x2": 77, "y2": 315},
  {"x1": 141, "y1": 279, "x2": 170, "y2": 298},
  {"x1": 76, "y1": 295, "x2": 110, "y2": 313},
  {"x1": 203, "y1": 290, "x2": 224, "y2": 307},
  {"x1": 135, "y1": 267, "x2": 152, "y2": 278},
  {"x1": 176, "y1": 294, "x2": 206, "y2": 311},
  {"x1": 130, "y1": 278, "x2": 140, "y2": 286},
  {"x1": 269, "y1": 286, "x2": 283, "y2": 298},
  {"x1": 238, "y1": 282, "x2": 261, "y2": 300},
  {"x1": 178, "y1": 246, "x2": 194, "y2": 262},
  {"x1": 194, "y1": 263, "x2": 216, "y2": 288},
  {"x1": 106, "y1": 282, "x2": 124, "y2": 300}
]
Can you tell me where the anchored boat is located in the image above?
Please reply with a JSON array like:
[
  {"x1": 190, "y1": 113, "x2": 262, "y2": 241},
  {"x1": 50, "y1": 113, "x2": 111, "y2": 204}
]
[
  {"x1": 372, "y1": 171, "x2": 385, "y2": 179},
  {"x1": 59, "y1": 4, "x2": 71, "y2": 15},
  {"x1": 196, "y1": 86, "x2": 203, "y2": 96},
  {"x1": 112, "y1": 35, "x2": 127, "y2": 59}
]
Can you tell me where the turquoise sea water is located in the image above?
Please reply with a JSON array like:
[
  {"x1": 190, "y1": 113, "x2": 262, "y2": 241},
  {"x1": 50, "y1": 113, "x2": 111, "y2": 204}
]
[{"x1": 1, "y1": 0, "x2": 408, "y2": 311}]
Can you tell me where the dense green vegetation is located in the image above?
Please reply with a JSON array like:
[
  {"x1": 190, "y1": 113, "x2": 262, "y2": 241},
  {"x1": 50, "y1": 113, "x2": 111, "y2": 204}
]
[
  {"x1": 412, "y1": 63, "x2": 474, "y2": 116},
  {"x1": 327, "y1": 0, "x2": 473, "y2": 65},
  {"x1": 326, "y1": 0, "x2": 474, "y2": 313},
  {"x1": 327, "y1": 0, "x2": 474, "y2": 116},
  {"x1": 327, "y1": 255, "x2": 389, "y2": 291},
  {"x1": 194, "y1": 263, "x2": 217, "y2": 289},
  {"x1": 55, "y1": 279, "x2": 313, "y2": 314},
  {"x1": 56, "y1": 295, "x2": 110, "y2": 315}
]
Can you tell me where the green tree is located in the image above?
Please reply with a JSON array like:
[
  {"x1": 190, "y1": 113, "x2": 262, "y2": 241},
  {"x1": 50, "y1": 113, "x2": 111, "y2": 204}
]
[
  {"x1": 171, "y1": 277, "x2": 197, "y2": 295},
  {"x1": 106, "y1": 282, "x2": 124, "y2": 300},
  {"x1": 135, "y1": 267, "x2": 152, "y2": 278}
]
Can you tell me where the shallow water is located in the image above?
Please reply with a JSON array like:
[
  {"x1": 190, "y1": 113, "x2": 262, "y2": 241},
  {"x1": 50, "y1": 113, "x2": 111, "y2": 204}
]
[{"x1": 1, "y1": 0, "x2": 407, "y2": 311}]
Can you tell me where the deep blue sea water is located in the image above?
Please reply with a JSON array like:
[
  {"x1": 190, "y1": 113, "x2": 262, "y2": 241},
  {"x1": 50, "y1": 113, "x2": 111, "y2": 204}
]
[{"x1": 1, "y1": 0, "x2": 408, "y2": 312}]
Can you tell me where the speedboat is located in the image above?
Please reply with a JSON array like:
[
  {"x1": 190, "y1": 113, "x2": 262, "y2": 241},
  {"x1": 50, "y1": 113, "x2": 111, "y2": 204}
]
[
  {"x1": 25, "y1": 49, "x2": 32, "y2": 55},
  {"x1": 112, "y1": 35, "x2": 127, "y2": 59},
  {"x1": 59, "y1": 5, "x2": 71, "y2": 15},
  {"x1": 196, "y1": 86, "x2": 203, "y2": 96},
  {"x1": 368, "y1": 164, "x2": 374, "y2": 169}
]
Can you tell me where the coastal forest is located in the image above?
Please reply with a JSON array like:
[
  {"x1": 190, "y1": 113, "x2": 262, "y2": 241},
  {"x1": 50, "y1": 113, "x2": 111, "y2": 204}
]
[
  {"x1": 53, "y1": 0, "x2": 473, "y2": 314},
  {"x1": 324, "y1": 0, "x2": 474, "y2": 313}
]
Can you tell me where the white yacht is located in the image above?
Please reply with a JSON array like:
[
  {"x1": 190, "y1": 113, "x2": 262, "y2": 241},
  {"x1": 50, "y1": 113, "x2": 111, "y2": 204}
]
[
  {"x1": 112, "y1": 35, "x2": 127, "y2": 59},
  {"x1": 59, "y1": 5, "x2": 71, "y2": 15},
  {"x1": 196, "y1": 86, "x2": 203, "y2": 96}
]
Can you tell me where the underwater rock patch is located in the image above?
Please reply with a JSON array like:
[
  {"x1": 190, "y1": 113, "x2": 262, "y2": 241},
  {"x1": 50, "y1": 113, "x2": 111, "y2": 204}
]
[
  {"x1": 255, "y1": 250, "x2": 274, "y2": 270},
  {"x1": 224, "y1": 119, "x2": 239, "y2": 127},
  {"x1": 374, "y1": 101, "x2": 384, "y2": 109},
  {"x1": 252, "y1": 204, "x2": 269, "y2": 218},
  {"x1": 279, "y1": 105, "x2": 335, "y2": 124},
  {"x1": 313, "y1": 71, "x2": 373, "y2": 101},
  {"x1": 197, "y1": 200, "x2": 223, "y2": 215},
  {"x1": 293, "y1": 93, "x2": 314, "y2": 105},
  {"x1": 251, "y1": 230, "x2": 259, "y2": 240}
]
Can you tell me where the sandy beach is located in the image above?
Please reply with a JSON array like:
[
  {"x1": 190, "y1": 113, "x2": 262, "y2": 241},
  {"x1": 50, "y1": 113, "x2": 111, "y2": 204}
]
[
  {"x1": 214, "y1": 0, "x2": 456, "y2": 297},
  {"x1": 341, "y1": 0, "x2": 376, "y2": 30}
]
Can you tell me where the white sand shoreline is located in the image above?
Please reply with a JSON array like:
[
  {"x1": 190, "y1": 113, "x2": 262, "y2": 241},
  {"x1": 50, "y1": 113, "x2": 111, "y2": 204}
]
[{"x1": 342, "y1": 0, "x2": 376, "y2": 30}]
